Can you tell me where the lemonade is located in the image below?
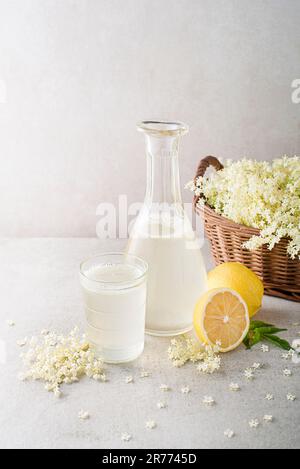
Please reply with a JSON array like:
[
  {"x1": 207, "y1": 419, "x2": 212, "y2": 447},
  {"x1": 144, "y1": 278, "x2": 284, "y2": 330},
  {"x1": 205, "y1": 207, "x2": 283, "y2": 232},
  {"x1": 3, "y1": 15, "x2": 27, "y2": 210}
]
[
  {"x1": 80, "y1": 253, "x2": 147, "y2": 363},
  {"x1": 127, "y1": 217, "x2": 207, "y2": 335}
]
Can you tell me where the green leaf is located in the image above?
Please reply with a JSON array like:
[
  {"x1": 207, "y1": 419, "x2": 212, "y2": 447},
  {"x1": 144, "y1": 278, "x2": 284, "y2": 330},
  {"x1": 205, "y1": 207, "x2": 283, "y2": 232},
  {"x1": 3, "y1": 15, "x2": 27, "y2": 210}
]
[
  {"x1": 263, "y1": 334, "x2": 292, "y2": 351},
  {"x1": 249, "y1": 320, "x2": 274, "y2": 330},
  {"x1": 244, "y1": 320, "x2": 290, "y2": 350},
  {"x1": 243, "y1": 329, "x2": 262, "y2": 349},
  {"x1": 258, "y1": 327, "x2": 287, "y2": 335}
]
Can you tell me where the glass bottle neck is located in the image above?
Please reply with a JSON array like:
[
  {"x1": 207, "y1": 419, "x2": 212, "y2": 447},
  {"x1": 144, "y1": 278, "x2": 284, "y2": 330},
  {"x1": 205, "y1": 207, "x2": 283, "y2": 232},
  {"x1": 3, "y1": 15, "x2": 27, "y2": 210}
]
[{"x1": 144, "y1": 134, "x2": 182, "y2": 206}]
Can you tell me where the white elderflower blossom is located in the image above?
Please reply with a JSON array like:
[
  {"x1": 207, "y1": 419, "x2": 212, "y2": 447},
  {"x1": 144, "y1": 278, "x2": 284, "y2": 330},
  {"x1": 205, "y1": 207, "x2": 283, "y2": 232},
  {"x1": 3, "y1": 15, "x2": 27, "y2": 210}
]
[
  {"x1": 283, "y1": 369, "x2": 292, "y2": 377},
  {"x1": 261, "y1": 344, "x2": 269, "y2": 353},
  {"x1": 145, "y1": 420, "x2": 156, "y2": 429},
  {"x1": 160, "y1": 384, "x2": 170, "y2": 392},
  {"x1": 168, "y1": 335, "x2": 221, "y2": 374},
  {"x1": 140, "y1": 370, "x2": 150, "y2": 378},
  {"x1": 16, "y1": 338, "x2": 27, "y2": 347},
  {"x1": 224, "y1": 429, "x2": 235, "y2": 438},
  {"x1": 78, "y1": 410, "x2": 89, "y2": 420},
  {"x1": 252, "y1": 363, "x2": 263, "y2": 370},
  {"x1": 19, "y1": 328, "x2": 106, "y2": 395},
  {"x1": 244, "y1": 368, "x2": 255, "y2": 380},
  {"x1": 229, "y1": 383, "x2": 240, "y2": 392},
  {"x1": 265, "y1": 393, "x2": 274, "y2": 401},
  {"x1": 263, "y1": 415, "x2": 273, "y2": 422},
  {"x1": 157, "y1": 401, "x2": 167, "y2": 409},
  {"x1": 188, "y1": 156, "x2": 300, "y2": 259},
  {"x1": 53, "y1": 387, "x2": 62, "y2": 398},
  {"x1": 6, "y1": 320, "x2": 15, "y2": 327},
  {"x1": 287, "y1": 393, "x2": 296, "y2": 401},
  {"x1": 93, "y1": 374, "x2": 102, "y2": 381},
  {"x1": 202, "y1": 396, "x2": 215, "y2": 406},
  {"x1": 249, "y1": 419, "x2": 259, "y2": 428},
  {"x1": 181, "y1": 386, "x2": 190, "y2": 394},
  {"x1": 121, "y1": 432, "x2": 132, "y2": 442},
  {"x1": 292, "y1": 339, "x2": 300, "y2": 350}
]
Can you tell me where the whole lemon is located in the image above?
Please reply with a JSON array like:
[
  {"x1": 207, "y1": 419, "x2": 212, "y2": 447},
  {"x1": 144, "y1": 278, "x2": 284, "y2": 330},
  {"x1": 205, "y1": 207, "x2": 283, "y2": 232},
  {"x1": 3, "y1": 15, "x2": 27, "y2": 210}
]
[{"x1": 207, "y1": 262, "x2": 264, "y2": 318}]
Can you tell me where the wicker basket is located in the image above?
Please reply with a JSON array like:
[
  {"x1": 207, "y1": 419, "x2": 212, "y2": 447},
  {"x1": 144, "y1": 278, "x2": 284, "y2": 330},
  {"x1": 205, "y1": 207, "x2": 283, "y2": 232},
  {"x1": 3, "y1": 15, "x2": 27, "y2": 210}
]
[{"x1": 194, "y1": 156, "x2": 300, "y2": 302}]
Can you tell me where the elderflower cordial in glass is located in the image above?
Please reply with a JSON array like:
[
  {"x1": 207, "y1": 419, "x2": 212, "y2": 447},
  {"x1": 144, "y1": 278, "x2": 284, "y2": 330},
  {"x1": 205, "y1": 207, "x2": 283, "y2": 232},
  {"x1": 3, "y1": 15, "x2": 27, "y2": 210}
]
[{"x1": 80, "y1": 252, "x2": 148, "y2": 363}]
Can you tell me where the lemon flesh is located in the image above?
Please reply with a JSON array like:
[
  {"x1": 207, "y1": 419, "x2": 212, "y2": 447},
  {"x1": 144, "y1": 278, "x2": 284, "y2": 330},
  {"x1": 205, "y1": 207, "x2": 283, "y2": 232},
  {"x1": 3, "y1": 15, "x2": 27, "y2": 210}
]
[
  {"x1": 207, "y1": 262, "x2": 264, "y2": 318},
  {"x1": 193, "y1": 288, "x2": 250, "y2": 352}
]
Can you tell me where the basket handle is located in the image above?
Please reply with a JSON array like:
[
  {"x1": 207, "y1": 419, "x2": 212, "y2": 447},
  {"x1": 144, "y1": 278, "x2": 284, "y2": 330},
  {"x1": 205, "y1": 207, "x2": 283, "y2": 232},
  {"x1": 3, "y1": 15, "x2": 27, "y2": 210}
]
[{"x1": 193, "y1": 156, "x2": 224, "y2": 208}]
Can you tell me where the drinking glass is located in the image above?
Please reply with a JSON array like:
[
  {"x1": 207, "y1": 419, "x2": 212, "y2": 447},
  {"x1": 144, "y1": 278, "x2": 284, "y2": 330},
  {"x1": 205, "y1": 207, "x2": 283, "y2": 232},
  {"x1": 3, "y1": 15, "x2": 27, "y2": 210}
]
[{"x1": 80, "y1": 252, "x2": 148, "y2": 363}]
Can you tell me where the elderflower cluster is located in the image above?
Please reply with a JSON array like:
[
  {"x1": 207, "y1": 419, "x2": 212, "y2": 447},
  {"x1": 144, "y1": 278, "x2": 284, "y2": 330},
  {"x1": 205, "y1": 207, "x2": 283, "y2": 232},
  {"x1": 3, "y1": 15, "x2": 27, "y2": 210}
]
[
  {"x1": 168, "y1": 335, "x2": 221, "y2": 374},
  {"x1": 19, "y1": 327, "x2": 105, "y2": 395},
  {"x1": 189, "y1": 156, "x2": 300, "y2": 259}
]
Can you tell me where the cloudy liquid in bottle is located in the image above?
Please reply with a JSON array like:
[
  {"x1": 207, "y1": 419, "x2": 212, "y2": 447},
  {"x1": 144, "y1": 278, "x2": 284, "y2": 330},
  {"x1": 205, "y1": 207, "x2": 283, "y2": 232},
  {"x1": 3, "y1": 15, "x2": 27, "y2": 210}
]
[{"x1": 127, "y1": 218, "x2": 207, "y2": 335}]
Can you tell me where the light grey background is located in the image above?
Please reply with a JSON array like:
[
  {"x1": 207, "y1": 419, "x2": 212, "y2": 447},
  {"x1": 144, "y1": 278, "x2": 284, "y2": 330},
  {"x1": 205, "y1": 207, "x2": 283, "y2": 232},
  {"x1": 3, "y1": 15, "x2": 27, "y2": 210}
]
[{"x1": 0, "y1": 0, "x2": 300, "y2": 237}]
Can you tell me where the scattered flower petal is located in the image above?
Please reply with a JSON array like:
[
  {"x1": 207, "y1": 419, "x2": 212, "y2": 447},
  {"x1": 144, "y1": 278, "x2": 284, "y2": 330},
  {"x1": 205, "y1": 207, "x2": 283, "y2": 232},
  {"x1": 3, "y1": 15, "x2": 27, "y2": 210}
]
[
  {"x1": 160, "y1": 384, "x2": 170, "y2": 392},
  {"x1": 145, "y1": 420, "x2": 156, "y2": 429},
  {"x1": 249, "y1": 419, "x2": 259, "y2": 428},
  {"x1": 78, "y1": 410, "x2": 89, "y2": 420},
  {"x1": 16, "y1": 338, "x2": 27, "y2": 347},
  {"x1": 229, "y1": 382, "x2": 240, "y2": 392},
  {"x1": 252, "y1": 362, "x2": 263, "y2": 369},
  {"x1": 224, "y1": 428, "x2": 235, "y2": 438},
  {"x1": 125, "y1": 376, "x2": 134, "y2": 384},
  {"x1": 244, "y1": 368, "x2": 255, "y2": 380},
  {"x1": 121, "y1": 432, "x2": 132, "y2": 442},
  {"x1": 6, "y1": 320, "x2": 15, "y2": 327},
  {"x1": 140, "y1": 370, "x2": 150, "y2": 378},
  {"x1": 202, "y1": 396, "x2": 215, "y2": 406},
  {"x1": 157, "y1": 401, "x2": 167, "y2": 409},
  {"x1": 287, "y1": 393, "x2": 296, "y2": 401},
  {"x1": 263, "y1": 415, "x2": 273, "y2": 422},
  {"x1": 292, "y1": 339, "x2": 300, "y2": 350},
  {"x1": 181, "y1": 386, "x2": 190, "y2": 394},
  {"x1": 283, "y1": 369, "x2": 292, "y2": 377},
  {"x1": 265, "y1": 393, "x2": 274, "y2": 401},
  {"x1": 261, "y1": 345, "x2": 269, "y2": 353},
  {"x1": 54, "y1": 387, "x2": 62, "y2": 398}
]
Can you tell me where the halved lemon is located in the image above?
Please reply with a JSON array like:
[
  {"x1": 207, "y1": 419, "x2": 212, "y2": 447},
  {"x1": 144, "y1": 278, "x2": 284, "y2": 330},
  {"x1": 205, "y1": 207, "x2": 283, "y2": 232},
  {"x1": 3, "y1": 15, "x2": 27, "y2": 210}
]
[{"x1": 193, "y1": 288, "x2": 250, "y2": 352}]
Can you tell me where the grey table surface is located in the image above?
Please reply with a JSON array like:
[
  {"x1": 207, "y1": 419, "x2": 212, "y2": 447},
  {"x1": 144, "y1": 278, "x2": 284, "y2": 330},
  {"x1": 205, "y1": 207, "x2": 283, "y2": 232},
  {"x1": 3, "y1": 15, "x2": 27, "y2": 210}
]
[{"x1": 0, "y1": 238, "x2": 299, "y2": 449}]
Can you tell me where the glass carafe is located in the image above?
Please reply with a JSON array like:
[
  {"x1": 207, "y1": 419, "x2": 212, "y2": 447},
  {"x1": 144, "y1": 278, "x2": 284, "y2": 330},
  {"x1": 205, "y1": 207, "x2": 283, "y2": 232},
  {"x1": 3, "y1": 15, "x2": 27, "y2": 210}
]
[{"x1": 126, "y1": 121, "x2": 207, "y2": 336}]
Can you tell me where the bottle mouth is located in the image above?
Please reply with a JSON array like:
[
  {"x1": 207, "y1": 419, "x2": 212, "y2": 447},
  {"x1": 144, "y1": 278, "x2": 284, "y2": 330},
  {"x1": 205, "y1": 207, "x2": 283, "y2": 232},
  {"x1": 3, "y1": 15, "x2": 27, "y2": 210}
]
[{"x1": 137, "y1": 120, "x2": 189, "y2": 136}]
